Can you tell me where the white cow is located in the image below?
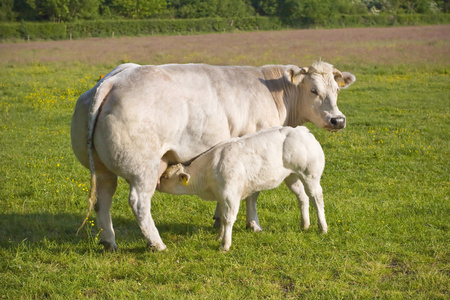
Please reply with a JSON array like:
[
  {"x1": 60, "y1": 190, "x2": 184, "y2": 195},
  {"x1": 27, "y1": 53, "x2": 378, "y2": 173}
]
[
  {"x1": 157, "y1": 126, "x2": 326, "y2": 252},
  {"x1": 71, "y1": 61, "x2": 355, "y2": 251}
]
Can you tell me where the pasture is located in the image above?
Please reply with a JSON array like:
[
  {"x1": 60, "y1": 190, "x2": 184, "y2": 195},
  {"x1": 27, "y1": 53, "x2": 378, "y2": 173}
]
[{"x1": 0, "y1": 25, "x2": 449, "y2": 298}]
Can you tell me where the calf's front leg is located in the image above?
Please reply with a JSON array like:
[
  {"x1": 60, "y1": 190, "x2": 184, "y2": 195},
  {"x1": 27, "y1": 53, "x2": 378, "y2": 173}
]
[
  {"x1": 245, "y1": 192, "x2": 263, "y2": 232},
  {"x1": 219, "y1": 196, "x2": 240, "y2": 252}
]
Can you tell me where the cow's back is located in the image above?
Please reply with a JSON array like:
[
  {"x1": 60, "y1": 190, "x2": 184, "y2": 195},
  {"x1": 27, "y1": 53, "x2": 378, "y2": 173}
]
[{"x1": 95, "y1": 64, "x2": 284, "y2": 164}]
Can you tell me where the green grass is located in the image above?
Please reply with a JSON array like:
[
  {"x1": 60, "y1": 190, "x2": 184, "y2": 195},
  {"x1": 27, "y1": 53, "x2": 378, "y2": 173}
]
[{"x1": 0, "y1": 36, "x2": 449, "y2": 298}]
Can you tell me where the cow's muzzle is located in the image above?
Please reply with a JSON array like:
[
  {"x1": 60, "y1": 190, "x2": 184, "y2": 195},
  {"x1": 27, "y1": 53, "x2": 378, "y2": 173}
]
[{"x1": 330, "y1": 116, "x2": 346, "y2": 130}]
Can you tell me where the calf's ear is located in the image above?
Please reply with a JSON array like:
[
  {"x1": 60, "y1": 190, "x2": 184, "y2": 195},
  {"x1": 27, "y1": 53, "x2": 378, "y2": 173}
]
[
  {"x1": 333, "y1": 68, "x2": 356, "y2": 89},
  {"x1": 284, "y1": 65, "x2": 308, "y2": 86},
  {"x1": 180, "y1": 173, "x2": 191, "y2": 186}
]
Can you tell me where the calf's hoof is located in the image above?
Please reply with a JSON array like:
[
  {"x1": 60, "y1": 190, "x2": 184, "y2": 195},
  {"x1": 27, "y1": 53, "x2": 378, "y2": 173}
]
[
  {"x1": 301, "y1": 222, "x2": 310, "y2": 231},
  {"x1": 100, "y1": 240, "x2": 118, "y2": 252},
  {"x1": 246, "y1": 221, "x2": 263, "y2": 232},
  {"x1": 147, "y1": 242, "x2": 167, "y2": 252},
  {"x1": 318, "y1": 225, "x2": 328, "y2": 234},
  {"x1": 219, "y1": 245, "x2": 230, "y2": 253}
]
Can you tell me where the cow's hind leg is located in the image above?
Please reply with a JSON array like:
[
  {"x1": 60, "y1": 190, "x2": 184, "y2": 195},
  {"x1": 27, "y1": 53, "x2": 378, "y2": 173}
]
[
  {"x1": 95, "y1": 169, "x2": 118, "y2": 251},
  {"x1": 285, "y1": 174, "x2": 310, "y2": 230},
  {"x1": 128, "y1": 169, "x2": 166, "y2": 251}
]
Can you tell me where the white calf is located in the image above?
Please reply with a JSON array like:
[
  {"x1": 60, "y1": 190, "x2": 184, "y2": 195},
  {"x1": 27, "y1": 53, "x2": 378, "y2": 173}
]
[{"x1": 158, "y1": 126, "x2": 327, "y2": 251}]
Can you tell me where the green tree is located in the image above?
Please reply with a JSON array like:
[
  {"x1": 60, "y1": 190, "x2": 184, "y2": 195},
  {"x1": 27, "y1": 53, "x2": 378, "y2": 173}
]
[
  {"x1": 435, "y1": 0, "x2": 449, "y2": 12},
  {"x1": 171, "y1": 0, "x2": 254, "y2": 18},
  {"x1": 251, "y1": 0, "x2": 278, "y2": 16},
  {"x1": 276, "y1": 0, "x2": 332, "y2": 26},
  {"x1": 13, "y1": 0, "x2": 100, "y2": 21},
  {"x1": 0, "y1": 0, "x2": 18, "y2": 21},
  {"x1": 112, "y1": 0, "x2": 167, "y2": 18}
]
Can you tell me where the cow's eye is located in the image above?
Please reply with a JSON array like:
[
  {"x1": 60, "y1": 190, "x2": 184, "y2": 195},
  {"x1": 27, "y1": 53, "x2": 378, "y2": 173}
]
[{"x1": 311, "y1": 88, "x2": 318, "y2": 95}]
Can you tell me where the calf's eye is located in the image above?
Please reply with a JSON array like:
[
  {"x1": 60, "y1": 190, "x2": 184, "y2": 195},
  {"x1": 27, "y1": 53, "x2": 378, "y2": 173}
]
[{"x1": 311, "y1": 88, "x2": 318, "y2": 95}]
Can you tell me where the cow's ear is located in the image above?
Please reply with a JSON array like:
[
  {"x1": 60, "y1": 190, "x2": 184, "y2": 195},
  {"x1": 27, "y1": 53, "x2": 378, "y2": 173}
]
[
  {"x1": 180, "y1": 173, "x2": 191, "y2": 186},
  {"x1": 333, "y1": 68, "x2": 356, "y2": 89},
  {"x1": 284, "y1": 65, "x2": 308, "y2": 86}
]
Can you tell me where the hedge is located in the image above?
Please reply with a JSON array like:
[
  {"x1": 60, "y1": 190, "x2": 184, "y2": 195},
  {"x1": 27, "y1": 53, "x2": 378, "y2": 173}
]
[
  {"x1": 0, "y1": 17, "x2": 280, "y2": 41},
  {"x1": 0, "y1": 14, "x2": 449, "y2": 41},
  {"x1": 0, "y1": 22, "x2": 67, "y2": 40},
  {"x1": 297, "y1": 13, "x2": 450, "y2": 28}
]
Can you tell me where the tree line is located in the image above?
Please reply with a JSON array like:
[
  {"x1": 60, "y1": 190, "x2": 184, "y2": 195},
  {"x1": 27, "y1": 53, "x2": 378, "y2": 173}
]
[{"x1": 1, "y1": 0, "x2": 448, "y2": 24}]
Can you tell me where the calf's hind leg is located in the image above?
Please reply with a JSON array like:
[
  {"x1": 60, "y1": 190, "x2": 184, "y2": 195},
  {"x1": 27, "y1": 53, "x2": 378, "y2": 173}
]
[
  {"x1": 301, "y1": 175, "x2": 327, "y2": 233},
  {"x1": 285, "y1": 174, "x2": 310, "y2": 230}
]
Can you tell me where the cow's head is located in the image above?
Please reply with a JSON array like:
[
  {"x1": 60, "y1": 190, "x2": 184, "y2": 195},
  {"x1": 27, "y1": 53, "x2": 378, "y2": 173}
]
[{"x1": 284, "y1": 62, "x2": 356, "y2": 131}]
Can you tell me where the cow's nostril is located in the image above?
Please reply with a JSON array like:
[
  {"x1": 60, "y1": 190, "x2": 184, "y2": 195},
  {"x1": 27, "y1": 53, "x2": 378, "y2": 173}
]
[{"x1": 330, "y1": 117, "x2": 345, "y2": 128}]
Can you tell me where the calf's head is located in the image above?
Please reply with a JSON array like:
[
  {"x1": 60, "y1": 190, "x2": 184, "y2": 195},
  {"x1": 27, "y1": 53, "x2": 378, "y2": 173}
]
[
  {"x1": 158, "y1": 163, "x2": 190, "y2": 194},
  {"x1": 285, "y1": 61, "x2": 356, "y2": 131}
]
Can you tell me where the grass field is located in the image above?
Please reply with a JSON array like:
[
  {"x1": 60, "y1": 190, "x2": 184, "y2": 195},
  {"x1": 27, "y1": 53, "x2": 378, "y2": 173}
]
[{"x1": 0, "y1": 25, "x2": 449, "y2": 298}]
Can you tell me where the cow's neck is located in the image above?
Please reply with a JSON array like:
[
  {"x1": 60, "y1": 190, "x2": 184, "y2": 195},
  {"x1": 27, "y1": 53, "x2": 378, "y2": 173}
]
[
  {"x1": 285, "y1": 83, "x2": 309, "y2": 127},
  {"x1": 261, "y1": 66, "x2": 304, "y2": 127}
]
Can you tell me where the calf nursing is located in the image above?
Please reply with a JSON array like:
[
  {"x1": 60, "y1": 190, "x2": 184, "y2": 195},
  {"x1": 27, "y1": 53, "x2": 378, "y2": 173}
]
[{"x1": 158, "y1": 126, "x2": 327, "y2": 252}]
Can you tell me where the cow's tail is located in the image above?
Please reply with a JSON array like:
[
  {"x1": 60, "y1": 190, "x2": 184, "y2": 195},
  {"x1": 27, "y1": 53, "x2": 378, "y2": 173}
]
[{"x1": 77, "y1": 78, "x2": 114, "y2": 235}]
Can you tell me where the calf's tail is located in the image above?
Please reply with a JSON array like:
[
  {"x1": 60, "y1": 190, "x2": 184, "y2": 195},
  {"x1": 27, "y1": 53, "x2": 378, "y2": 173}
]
[{"x1": 77, "y1": 78, "x2": 114, "y2": 235}]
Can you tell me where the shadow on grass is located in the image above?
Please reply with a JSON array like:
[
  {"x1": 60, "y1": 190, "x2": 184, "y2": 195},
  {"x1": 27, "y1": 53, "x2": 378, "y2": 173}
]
[{"x1": 0, "y1": 212, "x2": 217, "y2": 252}]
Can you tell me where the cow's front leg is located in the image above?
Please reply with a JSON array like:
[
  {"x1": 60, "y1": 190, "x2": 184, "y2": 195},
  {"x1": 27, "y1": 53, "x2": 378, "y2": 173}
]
[
  {"x1": 285, "y1": 174, "x2": 310, "y2": 230},
  {"x1": 94, "y1": 169, "x2": 118, "y2": 251},
  {"x1": 128, "y1": 170, "x2": 167, "y2": 251},
  {"x1": 245, "y1": 192, "x2": 263, "y2": 232}
]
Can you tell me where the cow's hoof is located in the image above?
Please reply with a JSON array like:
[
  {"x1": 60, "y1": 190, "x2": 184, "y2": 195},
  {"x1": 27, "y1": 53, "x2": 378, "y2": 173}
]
[
  {"x1": 99, "y1": 240, "x2": 118, "y2": 252},
  {"x1": 246, "y1": 221, "x2": 263, "y2": 232},
  {"x1": 147, "y1": 242, "x2": 167, "y2": 252}
]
